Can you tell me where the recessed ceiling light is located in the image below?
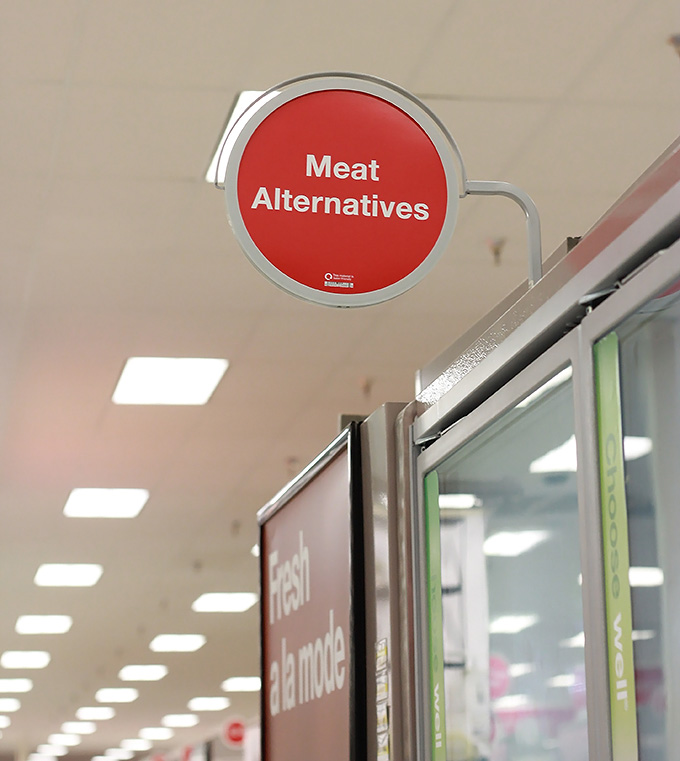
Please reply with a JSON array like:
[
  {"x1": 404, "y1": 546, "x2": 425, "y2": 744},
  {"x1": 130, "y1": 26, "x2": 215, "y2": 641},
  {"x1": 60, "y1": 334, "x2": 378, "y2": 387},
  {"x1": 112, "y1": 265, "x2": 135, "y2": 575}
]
[
  {"x1": 0, "y1": 679, "x2": 32, "y2": 692},
  {"x1": 112, "y1": 357, "x2": 229, "y2": 405},
  {"x1": 0, "y1": 699, "x2": 20, "y2": 712},
  {"x1": 120, "y1": 740, "x2": 152, "y2": 752},
  {"x1": 37, "y1": 745, "x2": 66, "y2": 757},
  {"x1": 104, "y1": 750, "x2": 134, "y2": 760},
  {"x1": 547, "y1": 674, "x2": 577, "y2": 688},
  {"x1": 438, "y1": 493, "x2": 482, "y2": 509},
  {"x1": 629, "y1": 567, "x2": 664, "y2": 587},
  {"x1": 483, "y1": 531, "x2": 549, "y2": 557},
  {"x1": 493, "y1": 694, "x2": 531, "y2": 710},
  {"x1": 34, "y1": 564, "x2": 103, "y2": 587},
  {"x1": 205, "y1": 91, "x2": 267, "y2": 185},
  {"x1": 61, "y1": 721, "x2": 96, "y2": 734},
  {"x1": 250, "y1": 544, "x2": 260, "y2": 558},
  {"x1": 149, "y1": 634, "x2": 206, "y2": 652},
  {"x1": 48, "y1": 735, "x2": 80, "y2": 747},
  {"x1": 118, "y1": 664, "x2": 168, "y2": 681},
  {"x1": 139, "y1": 728, "x2": 174, "y2": 741},
  {"x1": 489, "y1": 615, "x2": 539, "y2": 634},
  {"x1": 632, "y1": 629, "x2": 656, "y2": 641},
  {"x1": 191, "y1": 593, "x2": 258, "y2": 613},
  {"x1": 28, "y1": 755, "x2": 55, "y2": 761},
  {"x1": 221, "y1": 676, "x2": 261, "y2": 692},
  {"x1": 623, "y1": 436, "x2": 653, "y2": 460},
  {"x1": 529, "y1": 435, "x2": 577, "y2": 473},
  {"x1": 0, "y1": 717, "x2": 11, "y2": 729},
  {"x1": 1, "y1": 651, "x2": 50, "y2": 669},
  {"x1": 187, "y1": 697, "x2": 230, "y2": 711},
  {"x1": 95, "y1": 688, "x2": 139, "y2": 703},
  {"x1": 15, "y1": 615, "x2": 72, "y2": 634},
  {"x1": 63, "y1": 488, "x2": 149, "y2": 518},
  {"x1": 161, "y1": 714, "x2": 199, "y2": 728},
  {"x1": 529, "y1": 434, "x2": 652, "y2": 473},
  {"x1": 76, "y1": 706, "x2": 115, "y2": 720},
  {"x1": 508, "y1": 663, "x2": 534, "y2": 678}
]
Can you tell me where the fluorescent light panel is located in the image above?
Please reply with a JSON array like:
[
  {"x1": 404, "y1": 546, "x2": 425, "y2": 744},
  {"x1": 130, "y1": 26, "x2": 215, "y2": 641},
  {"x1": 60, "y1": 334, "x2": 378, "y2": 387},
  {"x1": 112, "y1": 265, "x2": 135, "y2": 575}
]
[
  {"x1": 76, "y1": 707, "x2": 115, "y2": 720},
  {"x1": 187, "y1": 697, "x2": 230, "y2": 711},
  {"x1": 483, "y1": 530, "x2": 549, "y2": 557},
  {"x1": 16, "y1": 615, "x2": 72, "y2": 634},
  {"x1": 121, "y1": 740, "x2": 152, "y2": 752},
  {"x1": 1, "y1": 651, "x2": 50, "y2": 669},
  {"x1": 112, "y1": 357, "x2": 228, "y2": 405},
  {"x1": 62, "y1": 721, "x2": 96, "y2": 734},
  {"x1": 629, "y1": 566, "x2": 664, "y2": 587},
  {"x1": 508, "y1": 663, "x2": 534, "y2": 678},
  {"x1": 0, "y1": 699, "x2": 20, "y2": 712},
  {"x1": 221, "y1": 676, "x2": 261, "y2": 692},
  {"x1": 118, "y1": 664, "x2": 168, "y2": 681},
  {"x1": 104, "y1": 750, "x2": 133, "y2": 760},
  {"x1": 95, "y1": 688, "x2": 138, "y2": 703},
  {"x1": 64, "y1": 488, "x2": 149, "y2": 518},
  {"x1": 150, "y1": 634, "x2": 206, "y2": 652},
  {"x1": 139, "y1": 728, "x2": 174, "y2": 741},
  {"x1": 161, "y1": 714, "x2": 199, "y2": 728},
  {"x1": 48, "y1": 735, "x2": 80, "y2": 747},
  {"x1": 205, "y1": 91, "x2": 266, "y2": 184},
  {"x1": 0, "y1": 679, "x2": 32, "y2": 692},
  {"x1": 34, "y1": 564, "x2": 102, "y2": 587},
  {"x1": 632, "y1": 629, "x2": 656, "y2": 641},
  {"x1": 493, "y1": 694, "x2": 531, "y2": 710},
  {"x1": 547, "y1": 674, "x2": 577, "y2": 688},
  {"x1": 530, "y1": 434, "x2": 653, "y2": 473},
  {"x1": 37, "y1": 746, "x2": 66, "y2": 757},
  {"x1": 438, "y1": 493, "x2": 482, "y2": 509},
  {"x1": 489, "y1": 614, "x2": 539, "y2": 634},
  {"x1": 0, "y1": 717, "x2": 11, "y2": 729},
  {"x1": 191, "y1": 592, "x2": 258, "y2": 613}
]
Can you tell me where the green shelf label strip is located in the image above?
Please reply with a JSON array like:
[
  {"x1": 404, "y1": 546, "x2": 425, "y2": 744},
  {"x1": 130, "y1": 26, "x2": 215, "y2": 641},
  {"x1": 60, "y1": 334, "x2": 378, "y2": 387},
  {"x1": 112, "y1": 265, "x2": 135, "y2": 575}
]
[
  {"x1": 594, "y1": 333, "x2": 639, "y2": 761},
  {"x1": 424, "y1": 471, "x2": 447, "y2": 761}
]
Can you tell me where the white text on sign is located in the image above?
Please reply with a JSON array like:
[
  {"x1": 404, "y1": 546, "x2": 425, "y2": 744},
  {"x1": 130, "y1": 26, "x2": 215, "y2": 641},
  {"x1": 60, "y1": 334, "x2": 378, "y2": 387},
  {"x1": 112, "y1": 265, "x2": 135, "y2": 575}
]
[
  {"x1": 306, "y1": 154, "x2": 380, "y2": 181},
  {"x1": 250, "y1": 153, "x2": 430, "y2": 220},
  {"x1": 268, "y1": 531, "x2": 311, "y2": 623},
  {"x1": 267, "y1": 531, "x2": 348, "y2": 718}
]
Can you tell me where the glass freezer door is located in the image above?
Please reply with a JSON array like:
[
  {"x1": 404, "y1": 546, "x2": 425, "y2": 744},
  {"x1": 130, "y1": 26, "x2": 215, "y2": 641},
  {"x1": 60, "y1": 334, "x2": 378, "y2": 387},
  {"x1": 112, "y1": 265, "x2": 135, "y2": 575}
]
[
  {"x1": 418, "y1": 353, "x2": 587, "y2": 761},
  {"x1": 594, "y1": 273, "x2": 680, "y2": 761}
]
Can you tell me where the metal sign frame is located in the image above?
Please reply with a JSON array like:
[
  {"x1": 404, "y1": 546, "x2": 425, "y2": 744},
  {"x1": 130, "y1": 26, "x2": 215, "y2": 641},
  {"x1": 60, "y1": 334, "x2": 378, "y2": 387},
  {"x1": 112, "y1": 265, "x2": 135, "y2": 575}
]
[{"x1": 257, "y1": 422, "x2": 366, "y2": 761}]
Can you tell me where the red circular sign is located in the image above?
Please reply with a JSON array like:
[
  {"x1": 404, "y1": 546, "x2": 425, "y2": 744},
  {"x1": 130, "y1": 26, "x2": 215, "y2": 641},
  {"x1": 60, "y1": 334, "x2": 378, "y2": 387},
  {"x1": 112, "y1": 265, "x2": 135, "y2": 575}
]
[
  {"x1": 223, "y1": 717, "x2": 246, "y2": 748},
  {"x1": 225, "y1": 75, "x2": 459, "y2": 306}
]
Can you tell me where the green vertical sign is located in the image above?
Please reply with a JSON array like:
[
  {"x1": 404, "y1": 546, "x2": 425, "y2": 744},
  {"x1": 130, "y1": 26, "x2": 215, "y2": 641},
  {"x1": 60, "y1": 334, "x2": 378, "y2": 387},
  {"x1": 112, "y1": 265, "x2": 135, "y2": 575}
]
[
  {"x1": 594, "y1": 333, "x2": 639, "y2": 760},
  {"x1": 424, "y1": 471, "x2": 446, "y2": 761}
]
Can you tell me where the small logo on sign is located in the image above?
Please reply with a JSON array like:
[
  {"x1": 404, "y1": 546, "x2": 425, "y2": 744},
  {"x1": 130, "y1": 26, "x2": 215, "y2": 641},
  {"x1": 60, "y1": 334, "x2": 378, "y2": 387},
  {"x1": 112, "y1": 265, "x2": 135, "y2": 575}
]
[{"x1": 324, "y1": 272, "x2": 355, "y2": 289}]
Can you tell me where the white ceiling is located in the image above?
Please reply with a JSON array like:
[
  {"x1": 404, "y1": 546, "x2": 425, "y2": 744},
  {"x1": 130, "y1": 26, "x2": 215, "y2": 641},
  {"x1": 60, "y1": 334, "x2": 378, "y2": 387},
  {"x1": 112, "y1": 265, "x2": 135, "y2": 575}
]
[{"x1": 0, "y1": 0, "x2": 678, "y2": 757}]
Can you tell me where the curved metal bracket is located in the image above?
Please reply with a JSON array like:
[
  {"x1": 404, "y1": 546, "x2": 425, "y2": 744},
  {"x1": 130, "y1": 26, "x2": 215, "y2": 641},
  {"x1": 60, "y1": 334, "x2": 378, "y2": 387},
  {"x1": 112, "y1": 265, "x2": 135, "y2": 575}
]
[{"x1": 465, "y1": 180, "x2": 543, "y2": 286}]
